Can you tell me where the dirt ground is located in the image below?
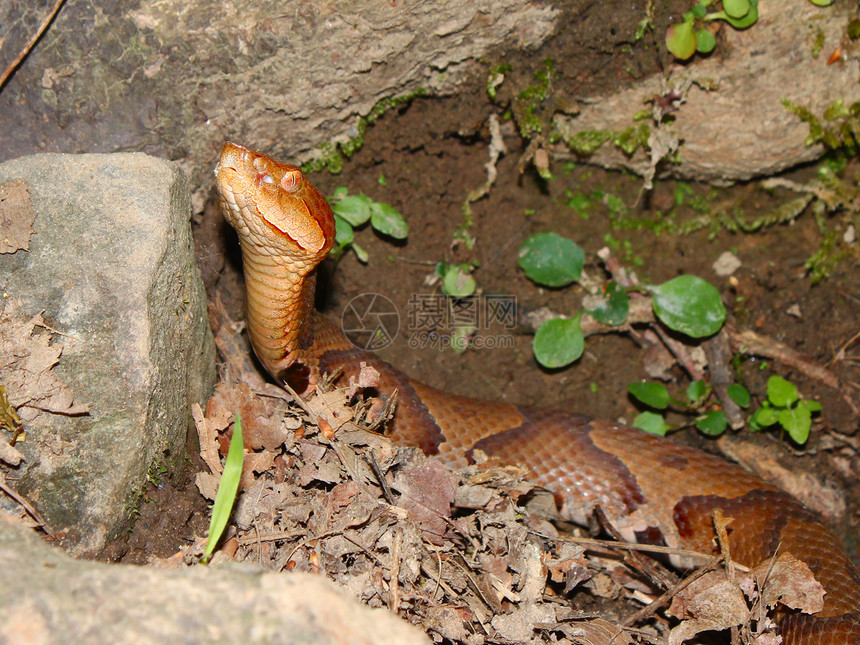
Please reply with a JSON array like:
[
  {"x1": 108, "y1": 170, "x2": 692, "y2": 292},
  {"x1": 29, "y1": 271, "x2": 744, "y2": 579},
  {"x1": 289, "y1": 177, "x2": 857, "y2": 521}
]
[{"x1": 103, "y1": 3, "x2": 859, "y2": 638}]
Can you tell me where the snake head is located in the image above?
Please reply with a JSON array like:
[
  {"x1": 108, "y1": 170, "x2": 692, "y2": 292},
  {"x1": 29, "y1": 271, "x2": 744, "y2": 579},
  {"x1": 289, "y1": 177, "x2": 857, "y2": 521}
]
[{"x1": 215, "y1": 142, "x2": 336, "y2": 264}]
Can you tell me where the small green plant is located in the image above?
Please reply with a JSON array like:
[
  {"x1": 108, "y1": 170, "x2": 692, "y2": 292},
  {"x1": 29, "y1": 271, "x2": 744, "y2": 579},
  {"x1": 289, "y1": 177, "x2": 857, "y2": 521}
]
[
  {"x1": 518, "y1": 232, "x2": 726, "y2": 369},
  {"x1": 666, "y1": 0, "x2": 759, "y2": 61},
  {"x1": 202, "y1": 413, "x2": 244, "y2": 564},
  {"x1": 146, "y1": 460, "x2": 168, "y2": 487},
  {"x1": 750, "y1": 375, "x2": 821, "y2": 444},
  {"x1": 628, "y1": 379, "x2": 750, "y2": 436},
  {"x1": 329, "y1": 188, "x2": 409, "y2": 262},
  {"x1": 486, "y1": 62, "x2": 513, "y2": 101},
  {"x1": 435, "y1": 261, "x2": 477, "y2": 298}
]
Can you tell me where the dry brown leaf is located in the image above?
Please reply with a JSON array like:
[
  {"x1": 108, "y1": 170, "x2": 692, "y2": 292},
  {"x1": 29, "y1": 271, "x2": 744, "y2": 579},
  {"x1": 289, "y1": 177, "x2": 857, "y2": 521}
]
[
  {"x1": 0, "y1": 180, "x2": 35, "y2": 254},
  {"x1": 0, "y1": 301, "x2": 89, "y2": 424},
  {"x1": 306, "y1": 388, "x2": 354, "y2": 432},
  {"x1": 0, "y1": 436, "x2": 24, "y2": 466},
  {"x1": 491, "y1": 602, "x2": 555, "y2": 641},
  {"x1": 756, "y1": 552, "x2": 825, "y2": 615},
  {"x1": 210, "y1": 382, "x2": 288, "y2": 450},
  {"x1": 561, "y1": 618, "x2": 634, "y2": 645},
  {"x1": 667, "y1": 570, "x2": 749, "y2": 645},
  {"x1": 393, "y1": 454, "x2": 457, "y2": 545}
]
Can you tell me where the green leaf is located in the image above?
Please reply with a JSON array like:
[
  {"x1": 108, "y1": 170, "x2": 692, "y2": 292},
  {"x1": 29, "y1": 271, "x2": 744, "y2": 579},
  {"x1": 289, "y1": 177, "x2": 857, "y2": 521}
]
[
  {"x1": 709, "y1": 2, "x2": 758, "y2": 28},
  {"x1": 534, "y1": 314, "x2": 584, "y2": 369},
  {"x1": 753, "y1": 406, "x2": 779, "y2": 427},
  {"x1": 441, "y1": 265, "x2": 477, "y2": 298},
  {"x1": 686, "y1": 380, "x2": 708, "y2": 404},
  {"x1": 352, "y1": 242, "x2": 369, "y2": 263},
  {"x1": 696, "y1": 410, "x2": 728, "y2": 435},
  {"x1": 722, "y1": 0, "x2": 750, "y2": 18},
  {"x1": 648, "y1": 275, "x2": 726, "y2": 338},
  {"x1": 808, "y1": 0, "x2": 833, "y2": 5},
  {"x1": 518, "y1": 232, "x2": 585, "y2": 288},
  {"x1": 332, "y1": 194, "x2": 372, "y2": 226},
  {"x1": 727, "y1": 383, "x2": 751, "y2": 408},
  {"x1": 331, "y1": 186, "x2": 349, "y2": 199},
  {"x1": 696, "y1": 29, "x2": 716, "y2": 54},
  {"x1": 204, "y1": 413, "x2": 244, "y2": 561},
  {"x1": 587, "y1": 281, "x2": 629, "y2": 326},
  {"x1": 370, "y1": 202, "x2": 409, "y2": 239},
  {"x1": 779, "y1": 406, "x2": 811, "y2": 444},
  {"x1": 666, "y1": 19, "x2": 697, "y2": 60},
  {"x1": 451, "y1": 325, "x2": 475, "y2": 355},
  {"x1": 800, "y1": 399, "x2": 822, "y2": 413},
  {"x1": 333, "y1": 214, "x2": 354, "y2": 250},
  {"x1": 767, "y1": 375, "x2": 798, "y2": 408},
  {"x1": 628, "y1": 381, "x2": 670, "y2": 409},
  {"x1": 634, "y1": 411, "x2": 671, "y2": 436}
]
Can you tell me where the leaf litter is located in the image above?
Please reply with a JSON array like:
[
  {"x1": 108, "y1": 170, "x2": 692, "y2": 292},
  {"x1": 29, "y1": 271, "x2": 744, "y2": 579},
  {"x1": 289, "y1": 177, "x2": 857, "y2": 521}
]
[
  {"x1": 176, "y1": 359, "x2": 827, "y2": 644},
  {"x1": 165, "y1": 302, "x2": 829, "y2": 643}
]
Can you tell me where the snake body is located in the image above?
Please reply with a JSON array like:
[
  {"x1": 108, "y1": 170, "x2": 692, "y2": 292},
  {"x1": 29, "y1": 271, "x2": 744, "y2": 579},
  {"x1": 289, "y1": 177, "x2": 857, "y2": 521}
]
[{"x1": 215, "y1": 141, "x2": 860, "y2": 643}]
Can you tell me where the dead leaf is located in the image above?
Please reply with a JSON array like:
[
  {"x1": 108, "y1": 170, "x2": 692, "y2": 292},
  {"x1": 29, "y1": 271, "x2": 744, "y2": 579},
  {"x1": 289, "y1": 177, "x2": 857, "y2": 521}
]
[
  {"x1": 666, "y1": 570, "x2": 749, "y2": 645},
  {"x1": 756, "y1": 552, "x2": 825, "y2": 615},
  {"x1": 393, "y1": 454, "x2": 457, "y2": 545},
  {"x1": 561, "y1": 618, "x2": 634, "y2": 645},
  {"x1": 0, "y1": 301, "x2": 89, "y2": 424},
  {"x1": 0, "y1": 180, "x2": 35, "y2": 254},
  {"x1": 210, "y1": 382, "x2": 288, "y2": 450}
]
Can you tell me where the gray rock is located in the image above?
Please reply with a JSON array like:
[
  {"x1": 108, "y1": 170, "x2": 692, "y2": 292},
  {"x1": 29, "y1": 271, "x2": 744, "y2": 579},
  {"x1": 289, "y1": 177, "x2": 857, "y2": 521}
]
[
  {"x1": 0, "y1": 516, "x2": 429, "y2": 645},
  {"x1": 0, "y1": 0, "x2": 560, "y2": 206},
  {"x1": 554, "y1": 1, "x2": 860, "y2": 183},
  {"x1": 0, "y1": 153, "x2": 216, "y2": 555}
]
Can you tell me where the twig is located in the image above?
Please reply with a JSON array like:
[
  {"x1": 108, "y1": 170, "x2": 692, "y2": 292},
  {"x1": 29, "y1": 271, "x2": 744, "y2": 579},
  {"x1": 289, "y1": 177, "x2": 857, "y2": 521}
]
[
  {"x1": 0, "y1": 471, "x2": 51, "y2": 534},
  {"x1": 595, "y1": 506, "x2": 676, "y2": 591},
  {"x1": 621, "y1": 555, "x2": 725, "y2": 628},
  {"x1": 389, "y1": 528, "x2": 401, "y2": 612},
  {"x1": 0, "y1": 0, "x2": 67, "y2": 92},
  {"x1": 703, "y1": 331, "x2": 745, "y2": 429}
]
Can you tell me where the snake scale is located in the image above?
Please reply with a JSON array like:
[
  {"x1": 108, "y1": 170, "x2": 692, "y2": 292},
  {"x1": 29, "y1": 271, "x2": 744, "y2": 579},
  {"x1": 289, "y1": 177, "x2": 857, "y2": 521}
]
[{"x1": 215, "y1": 141, "x2": 860, "y2": 644}]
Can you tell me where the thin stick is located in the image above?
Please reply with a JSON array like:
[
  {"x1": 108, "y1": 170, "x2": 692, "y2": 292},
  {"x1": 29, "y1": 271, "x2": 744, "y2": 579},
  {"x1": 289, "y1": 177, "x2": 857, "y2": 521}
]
[{"x1": 0, "y1": 0, "x2": 67, "y2": 92}]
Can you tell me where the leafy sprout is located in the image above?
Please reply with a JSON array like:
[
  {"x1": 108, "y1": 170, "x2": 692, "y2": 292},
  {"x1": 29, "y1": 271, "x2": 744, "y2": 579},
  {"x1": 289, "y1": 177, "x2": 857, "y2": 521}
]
[
  {"x1": 665, "y1": 0, "x2": 759, "y2": 61},
  {"x1": 750, "y1": 375, "x2": 822, "y2": 444},
  {"x1": 329, "y1": 188, "x2": 409, "y2": 263},
  {"x1": 518, "y1": 231, "x2": 726, "y2": 369}
]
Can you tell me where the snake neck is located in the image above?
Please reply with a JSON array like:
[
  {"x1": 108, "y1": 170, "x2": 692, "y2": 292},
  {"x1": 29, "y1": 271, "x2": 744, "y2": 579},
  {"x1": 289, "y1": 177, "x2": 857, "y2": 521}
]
[{"x1": 239, "y1": 242, "x2": 320, "y2": 383}]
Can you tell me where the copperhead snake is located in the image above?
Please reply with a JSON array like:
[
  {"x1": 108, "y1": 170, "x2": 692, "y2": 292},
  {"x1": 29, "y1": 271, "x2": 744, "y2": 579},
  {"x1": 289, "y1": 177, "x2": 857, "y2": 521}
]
[{"x1": 215, "y1": 141, "x2": 860, "y2": 644}]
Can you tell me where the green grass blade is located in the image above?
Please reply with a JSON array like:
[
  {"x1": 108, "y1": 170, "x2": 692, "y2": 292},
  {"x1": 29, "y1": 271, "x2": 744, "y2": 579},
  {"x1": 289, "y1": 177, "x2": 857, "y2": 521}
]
[{"x1": 203, "y1": 413, "x2": 244, "y2": 562}]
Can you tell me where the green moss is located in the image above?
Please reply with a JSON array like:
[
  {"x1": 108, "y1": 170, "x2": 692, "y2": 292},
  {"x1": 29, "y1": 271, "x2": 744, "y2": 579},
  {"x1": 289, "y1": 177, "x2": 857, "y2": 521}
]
[
  {"x1": 809, "y1": 26, "x2": 826, "y2": 58},
  {"x1": 513, "y1": 59, "x2": 556, "y2": 138},
  {"x1": 565, "y1": 129, "x2": 614, "y2": 155},
  {"x1": 302, "y1": 88, "x2": 427, "y2": 175},
  {"x1": 783, "y1": 97, "x2": 860, "y2": 153},
  {"x1": 614, "y1": 124, "x2": 651, "y2": 156}
]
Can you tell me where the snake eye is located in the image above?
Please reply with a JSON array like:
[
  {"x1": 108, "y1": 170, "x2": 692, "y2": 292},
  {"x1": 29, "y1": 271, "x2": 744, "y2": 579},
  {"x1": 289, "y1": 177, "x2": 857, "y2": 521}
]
[{"x1": 280, "y1": 169, "x2": 304, "y2": 194}]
